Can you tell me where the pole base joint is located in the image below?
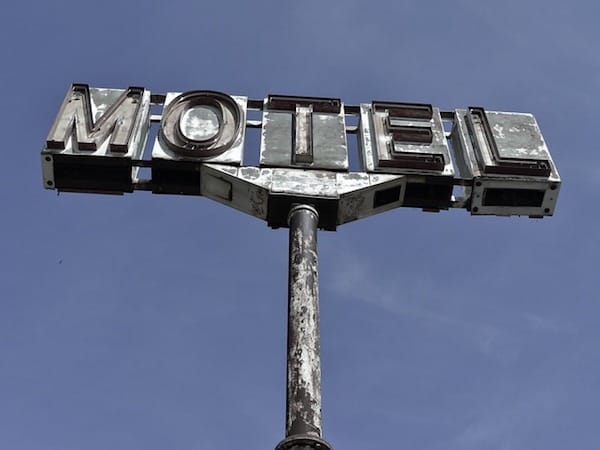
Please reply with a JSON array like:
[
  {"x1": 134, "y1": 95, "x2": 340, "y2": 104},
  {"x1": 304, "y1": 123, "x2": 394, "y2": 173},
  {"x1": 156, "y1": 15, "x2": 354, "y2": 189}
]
[{"x1": 275, "y1": 435, "x2": 333, "y2": 450}]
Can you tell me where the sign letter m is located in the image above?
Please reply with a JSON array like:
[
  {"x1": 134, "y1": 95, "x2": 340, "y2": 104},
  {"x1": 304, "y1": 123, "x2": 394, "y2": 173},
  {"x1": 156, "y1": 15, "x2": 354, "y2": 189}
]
[{"x1": 46, "y1": 84, "x2": 147, "y2": 154}]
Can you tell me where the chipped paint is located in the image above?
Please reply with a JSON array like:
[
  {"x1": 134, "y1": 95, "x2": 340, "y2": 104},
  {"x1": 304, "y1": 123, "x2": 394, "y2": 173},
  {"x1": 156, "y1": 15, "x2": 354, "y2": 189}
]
[
  {"x1": 335, "y1": 172, "x2": 370, "y2": 195},
  {"x1": 201, "y1": 164, "x2": 272, "y2": 220},
  {"x1": 286, "y1": 206, "x2": 323, "y2": 437},
  {"x1": 248, "y1": 188, "x2": 268, "y2": 218},
  {"x1": 493, "y1": 123, "x2": 505, "y2": 139},
  {"x1": 359, "y1": 104, "x2": 376, "y2": 172},
  {"x1": 272, "y1": 169, "x2": 337, "y2": 197},
  {"x1": 338, "y1": 193, "x2": 366, "y2": 223},
  {"x1": 337, "y1": 173, "x2": 405, "y2": 224},
  {"x1": 487, "y1": 111, "x2": 549, "y2": 160},
  {"x1": 261, "y1": 105, "x2": 348, "y2": 170}
]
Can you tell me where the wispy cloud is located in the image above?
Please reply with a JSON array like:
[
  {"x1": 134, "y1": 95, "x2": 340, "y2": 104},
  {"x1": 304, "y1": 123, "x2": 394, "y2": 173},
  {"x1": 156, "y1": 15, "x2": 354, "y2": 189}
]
[
  {"x1": 327, "y1": 246, "x2": 575, "y2": 450},
  {"x1": 328, "y1": 248, "x2": 519, "y2": 363},
  {"x1": 328, "y1": 247, "x2": 574, "y2": 366},
  {"x1": 521, "y1": 312, "x2": 576, "y2": 334},
  {"x1": 452, "y1": 378, "x2": 566, "y2": 450}
]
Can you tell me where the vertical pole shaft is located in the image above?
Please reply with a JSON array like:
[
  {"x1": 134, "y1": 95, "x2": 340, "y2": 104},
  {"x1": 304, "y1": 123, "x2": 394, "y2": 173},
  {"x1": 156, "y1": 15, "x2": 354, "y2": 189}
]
[
  {"x1": 287, "y1": 205, "x2": 322, "y2": 437},
  {"x1": 276, "y1": 205, "x2": 332, "y2": 450}
]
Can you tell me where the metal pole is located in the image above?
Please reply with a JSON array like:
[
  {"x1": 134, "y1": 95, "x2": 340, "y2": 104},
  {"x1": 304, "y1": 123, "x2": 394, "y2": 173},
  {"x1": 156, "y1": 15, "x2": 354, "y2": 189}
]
[{"x1": 275, "y1": 205, "x2": 332, "y2": 450}]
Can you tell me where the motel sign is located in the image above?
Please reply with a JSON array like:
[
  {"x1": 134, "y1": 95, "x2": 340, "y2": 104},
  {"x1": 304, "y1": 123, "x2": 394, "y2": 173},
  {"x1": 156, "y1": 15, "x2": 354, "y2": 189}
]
[
  {"x1": 42, "y1": 84, "x2": 560, "y2": 230},
  {"x1": 41, "y1": 83, "x2": 561, "y2": 450}
]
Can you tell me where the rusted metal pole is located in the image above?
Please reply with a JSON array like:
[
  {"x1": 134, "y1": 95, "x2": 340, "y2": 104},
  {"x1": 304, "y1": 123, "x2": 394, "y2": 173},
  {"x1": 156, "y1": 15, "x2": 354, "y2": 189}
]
[{"x1": 275, "y1": 205, "x2": 332, "y2": 450}]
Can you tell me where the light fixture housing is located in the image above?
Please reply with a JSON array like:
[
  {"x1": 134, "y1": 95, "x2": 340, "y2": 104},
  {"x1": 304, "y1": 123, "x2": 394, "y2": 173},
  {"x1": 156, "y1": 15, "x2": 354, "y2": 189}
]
[
  {"x1": 451, "y1": 108, "x2": 560, "y2": 217},
  {"x1": 358, "y1": 101, "x2": 454, "y2": 211},
  {"x1": 151, "y1": 90, "x2": 247, "y2": 195},
  {"x1": 260, "y1": 95, "x2": 348, "y2": 171},
  {"x1": 41, "y1": 84, "x2": 151, "y2": 194}
]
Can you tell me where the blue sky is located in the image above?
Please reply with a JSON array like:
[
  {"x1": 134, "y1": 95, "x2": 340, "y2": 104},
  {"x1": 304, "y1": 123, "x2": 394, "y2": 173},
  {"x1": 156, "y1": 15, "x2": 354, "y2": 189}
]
[{"x1": 1, "y1": 1, "x2": 599, "y2": 449}]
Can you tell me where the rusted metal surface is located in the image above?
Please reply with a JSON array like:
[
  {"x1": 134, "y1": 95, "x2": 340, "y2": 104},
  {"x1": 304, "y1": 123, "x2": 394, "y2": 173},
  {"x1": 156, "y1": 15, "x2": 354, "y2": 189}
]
[
  {"x1": 277, "y1": 204, "x2": 333, "y2": 450},
  {"x1": 200, "y1": 164, "x2": 271, "y2": 219},
  {"x1": 286, "y1": 205, "x2": 323, "y2": 437}
]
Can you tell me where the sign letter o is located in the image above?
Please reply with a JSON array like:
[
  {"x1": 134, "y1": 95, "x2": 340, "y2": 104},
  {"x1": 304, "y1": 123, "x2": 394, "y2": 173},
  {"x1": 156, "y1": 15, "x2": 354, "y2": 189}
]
[{"x1": 159, "y1": 91, "x2": 243, "y2": 158}]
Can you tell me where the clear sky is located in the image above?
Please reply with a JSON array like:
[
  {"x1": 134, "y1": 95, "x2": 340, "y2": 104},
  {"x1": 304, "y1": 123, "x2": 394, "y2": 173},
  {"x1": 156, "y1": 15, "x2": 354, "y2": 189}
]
[{"x1": 1, "y1": 1, "x2": 599, "y2": 449}]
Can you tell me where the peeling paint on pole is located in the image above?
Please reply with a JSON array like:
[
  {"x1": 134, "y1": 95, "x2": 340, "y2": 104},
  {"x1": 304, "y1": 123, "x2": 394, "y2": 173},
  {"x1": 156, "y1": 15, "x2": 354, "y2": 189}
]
[{"x1": 287, "y1": 205, "x2": 322, "y2": 438}]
